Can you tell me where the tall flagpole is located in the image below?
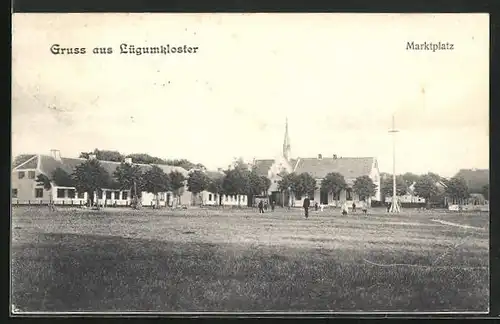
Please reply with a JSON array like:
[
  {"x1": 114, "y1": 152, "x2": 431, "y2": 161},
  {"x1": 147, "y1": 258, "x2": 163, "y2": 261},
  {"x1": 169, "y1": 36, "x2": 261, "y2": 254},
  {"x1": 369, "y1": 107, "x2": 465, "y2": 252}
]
[{"x1": 389, "y1": 114, "x2": 400, "y2": 213}]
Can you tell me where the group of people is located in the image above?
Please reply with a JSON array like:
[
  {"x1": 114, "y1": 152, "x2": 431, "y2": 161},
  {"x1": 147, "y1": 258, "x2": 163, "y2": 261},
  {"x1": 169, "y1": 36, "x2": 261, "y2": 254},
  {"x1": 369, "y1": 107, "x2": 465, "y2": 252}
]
[
  {"x1": 302, "y1": 196, "x2": 367, "y2": 218},
  {"x1": 257, "y1": 199, "x2": 275, "y2": 213},
  {"x1": 256, "y1": 196, "x2": 368, "y2": 218}
]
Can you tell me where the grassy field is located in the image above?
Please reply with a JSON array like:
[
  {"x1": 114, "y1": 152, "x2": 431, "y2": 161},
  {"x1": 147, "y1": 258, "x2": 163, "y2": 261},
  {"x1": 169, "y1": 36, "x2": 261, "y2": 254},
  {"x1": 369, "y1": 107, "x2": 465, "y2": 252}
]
[{"x1": 11, "y1": 206, "x2": 489, "y2": 313}]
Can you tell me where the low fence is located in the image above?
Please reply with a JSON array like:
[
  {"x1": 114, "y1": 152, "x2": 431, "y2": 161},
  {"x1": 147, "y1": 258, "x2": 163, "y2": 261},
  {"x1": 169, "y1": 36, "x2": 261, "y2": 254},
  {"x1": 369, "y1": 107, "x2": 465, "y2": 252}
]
[{"x1": 11, "y1": 199, "x2": 133, "y2": 207}]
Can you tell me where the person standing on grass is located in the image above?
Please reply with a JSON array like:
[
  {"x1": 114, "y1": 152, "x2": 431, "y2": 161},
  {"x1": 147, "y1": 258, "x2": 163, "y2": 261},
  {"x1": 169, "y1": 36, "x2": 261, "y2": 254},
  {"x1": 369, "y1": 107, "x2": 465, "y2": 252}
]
[
  {"x1": 258, "y1": 199, "x2": 264, "y2": 213},
  {"x1": 303, "y1": 195, "x2": 311, "y2": 218},
  {"x1": 271, "y1": 200, "x2": 275, "y2": 212},
  {"x1": 352, "y1": 201, "x2": 357, "y2": 213}
]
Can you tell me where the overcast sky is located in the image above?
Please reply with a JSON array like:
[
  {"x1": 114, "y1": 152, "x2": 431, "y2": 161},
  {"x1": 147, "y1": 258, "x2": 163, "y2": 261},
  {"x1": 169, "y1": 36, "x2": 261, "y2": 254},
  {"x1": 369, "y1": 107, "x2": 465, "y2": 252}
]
[{"x1": 12, "y1": 13, "x2": 489, "y2": 177}]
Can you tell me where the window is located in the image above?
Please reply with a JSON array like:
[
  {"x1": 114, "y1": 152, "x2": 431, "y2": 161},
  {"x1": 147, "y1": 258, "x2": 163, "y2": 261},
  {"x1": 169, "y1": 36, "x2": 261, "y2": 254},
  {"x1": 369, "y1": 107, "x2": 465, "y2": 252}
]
[
  {"x1": 160, "y1": 193, "x2": 165, "y2": 201},
  {"x1": 68, "y1": 189, "x2": 75, "y2": 198},
  {"x1": 114, "y1": 191, "x2": 120, "y2": 200},
  {"x1": 12, "y1": 189, "x2": 18, "y2": 198},
  {"x1": 242, "y1": 196, "x2": 246, "y2": 202},
  {"x1": 208, "y1": 194, "x2": 212, "y2": 201},
  {"x1": 225, "y1": 195, "x2": 228, "y2": 202},
  {"x1": 35, "y1": 188, "x2": 44, "y2": 198},
  {"x1": 57, "y1": 189, "x2": 65, "y2": 198},
  {"x1": 106, "y1": 191, "x2": 112, "y2": 199},
  {"x1": 78, "y1": 192, "x2": 85, "y2": 199},
  {"x1": 122, "y1": 191, "x2": 128, "y2": 200},
  {"x1": 28, "y1": 171, "x2": 36, "y2": 179},
  {"x1": 214, "y1": 194, "x2": 217, "y2": 202},
  {"x1": 18, "y1": 171, "x2": 25, "y2": 179}
]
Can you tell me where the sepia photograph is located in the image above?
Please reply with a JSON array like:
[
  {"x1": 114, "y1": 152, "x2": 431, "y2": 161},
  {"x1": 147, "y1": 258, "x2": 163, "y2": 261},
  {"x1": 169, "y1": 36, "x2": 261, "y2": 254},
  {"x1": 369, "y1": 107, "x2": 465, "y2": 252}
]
[{"x1": 11, "y1": 13, "x2": 489, "y2": 314}]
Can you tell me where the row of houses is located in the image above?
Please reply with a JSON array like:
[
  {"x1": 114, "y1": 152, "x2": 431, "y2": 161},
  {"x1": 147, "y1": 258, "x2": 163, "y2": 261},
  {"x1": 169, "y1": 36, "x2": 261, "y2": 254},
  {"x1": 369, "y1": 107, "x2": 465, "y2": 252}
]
[
  {"x1": 12, "y1": 120, "x2": 487, "y2": 209},
  {"x1": 11, "y1": 152, "x2": 247, "y2": 207}
]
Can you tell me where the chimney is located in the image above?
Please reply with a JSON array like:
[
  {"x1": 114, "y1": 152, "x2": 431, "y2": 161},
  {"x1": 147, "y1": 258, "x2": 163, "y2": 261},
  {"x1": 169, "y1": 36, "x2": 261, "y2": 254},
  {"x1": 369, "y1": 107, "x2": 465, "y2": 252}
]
[
  {"x1": 318, "y1": 154, "x2": 322, "y2": 160},
  {"x1": 50, "y1": 149, "x2": 62, "y2": 161},
  {"x1": 333, "y1": 154, "x2": 337, "y2": 159},
  {"x1": 88, "y1": 154, "x2": 97, "y2": 160},
  {"x1": 124, "y1": 157, "x2": 132, "y2": 164}
]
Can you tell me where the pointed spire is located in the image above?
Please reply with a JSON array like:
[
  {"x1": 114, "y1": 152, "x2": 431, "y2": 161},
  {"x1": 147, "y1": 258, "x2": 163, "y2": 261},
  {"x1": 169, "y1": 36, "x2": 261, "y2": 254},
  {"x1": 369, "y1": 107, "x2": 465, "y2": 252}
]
[{"x1": 283, "y1": 117, "x2": 291, "y2": 161}]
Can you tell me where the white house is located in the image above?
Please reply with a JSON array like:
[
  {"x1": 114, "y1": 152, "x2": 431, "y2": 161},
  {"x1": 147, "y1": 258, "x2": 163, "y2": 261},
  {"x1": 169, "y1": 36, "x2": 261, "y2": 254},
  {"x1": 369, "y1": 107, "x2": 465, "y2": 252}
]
[{"x1": 11, "y1": 150, "x2": 191, "y2": 207}]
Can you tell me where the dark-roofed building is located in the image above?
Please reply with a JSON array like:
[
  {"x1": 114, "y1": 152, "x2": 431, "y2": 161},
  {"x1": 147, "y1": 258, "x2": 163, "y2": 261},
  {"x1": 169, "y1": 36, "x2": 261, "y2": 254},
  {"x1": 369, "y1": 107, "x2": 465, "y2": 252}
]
[
  {"x1": 293, "y1": 155, "x2": 381, "y2": 206},
  {"x1": 11, "y1": 150, "x2": 191, "y2": 207},
  {"x1": 250, "y1": 120, "x2": 381, "y2": 207}
]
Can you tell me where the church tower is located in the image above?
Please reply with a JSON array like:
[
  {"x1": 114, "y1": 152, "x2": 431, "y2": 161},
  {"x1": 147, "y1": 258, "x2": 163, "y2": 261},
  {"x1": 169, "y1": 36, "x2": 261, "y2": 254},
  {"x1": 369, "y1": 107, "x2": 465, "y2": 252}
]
[{"x1": 283, "y1": 118, "x2": 291, "y2": 161}]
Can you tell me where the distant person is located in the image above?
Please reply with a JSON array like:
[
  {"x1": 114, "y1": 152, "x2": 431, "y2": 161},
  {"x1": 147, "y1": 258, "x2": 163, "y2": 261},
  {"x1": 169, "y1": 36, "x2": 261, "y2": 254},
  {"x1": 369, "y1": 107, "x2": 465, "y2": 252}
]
[
  {"x1": 271, "y1": 200, "x2": 275, "y2": 212},
  {"x1": 342, "y1": 201, "x2": 349, "y2": 215},
  {"x1": 303, "y1": 195, "x2": 311, "y2": 218},
  {"x1": 258, "y1": 200, "x2": 264, "y2": 213},
  {"x1": 361, "y1": 201, "x2": 368, "y2": 214},
  {"x1": 352, "y1": 202, "x2": 357, "y2": 213},
  {"x1": 386, "y1": 202, "x2": 391, "y2": 213},
  {"x1": 314, "y1": 202, "x2": 319, "y2": 211},
  {"x1": 264, "y1": 201, "x2": 268, "y2": 211}
]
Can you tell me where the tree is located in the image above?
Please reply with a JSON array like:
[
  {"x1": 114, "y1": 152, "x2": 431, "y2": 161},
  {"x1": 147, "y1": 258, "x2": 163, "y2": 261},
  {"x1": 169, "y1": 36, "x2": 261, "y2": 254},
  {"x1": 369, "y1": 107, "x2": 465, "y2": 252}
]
[
  {"x1": 277, "y1": 172, "x2": 297, "y2": 207},
  {"x1": 482, "y1": 184, "x2": 489, "y2": 200},
  {"x1": 187, "y1": 170, "x2": 210, "y2": 206},
  {"x1": 222, "y1": 163, "x2": 250, "y2": 207},
  {"x1": 36, "y1": 174, "x2": 54, "y2": 209},
  {"x1": 51, "y1": 167, "x2": 75, "y2": 187},
  {"x1": 353, "y1": 175, "x2": 377, "y2": 202},
  {"x1": 259, "y1": 176, "x2": 272, "y2": 196},
  {"x1": 248, "y1": 167, "x2": 272, "y2": 197},
  {"x1": 427, "y1": 172, "x2": 442, "y2": 183},
  {"x1": 413, "y1": 174, "x2": 439, "y2": 209},
  {"x1": 380, "y1": 175, "x2": 408, "y2": 200},
  {"x1": 142, "y1": 166, "x2": 170, "y2": 208},
  {"x1": 320, "y1": 172, "x2": 347, "y2": 202},
  {"x1": 401, "y1": 172, "x2": 421, "y2": 187},
  {"x1": 72, "y1": 159, "x2": 112, "y2": 208},
  {"x1": 113, "y1": 162, "x2": 144, "y2": 208},
  {"x1": 297, "y1": 172, "x2": 317, "y2": 199},
  {"x1": 445, "y1": 176, "x2": 470, "y2": 205},
  {"x1": 80, "y1": 149, "x2": 124, "y2": 162},
  {"x1": 169, "y1": 171, "x2": 186, "y2": 206},
  {"x1": 12, "y1": 154, "x2": 36, "y2": 168},
  {"x1": 207, "y1": 177, "x2": 224, "y2": 205}
]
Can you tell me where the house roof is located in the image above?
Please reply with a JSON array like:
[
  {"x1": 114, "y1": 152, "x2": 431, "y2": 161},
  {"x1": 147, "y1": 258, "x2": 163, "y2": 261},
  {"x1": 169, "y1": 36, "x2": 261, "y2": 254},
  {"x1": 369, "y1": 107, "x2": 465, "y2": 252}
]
[
  {"x1": 293, "y1": 157, "x2": 375, "y2": 181},
  {"x1": 252, "y1": 158, "x2": 298, "y2": 177},
  {"x1": 454, "y1": 169, "x2": 489, "y2": 193},
  {"x1": 252, "y1": 159, "x2": 275, "y2": 176},
  {"x1": 36, "y1": 154, "x2": 188, "y2": 180}
]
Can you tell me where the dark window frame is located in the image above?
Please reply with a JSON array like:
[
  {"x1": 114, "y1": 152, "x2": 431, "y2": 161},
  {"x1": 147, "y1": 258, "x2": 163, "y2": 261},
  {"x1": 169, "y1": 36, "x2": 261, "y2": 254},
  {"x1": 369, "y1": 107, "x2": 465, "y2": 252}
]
[
  {"x1": 35, "y1": 188, "x2": 44, "y2": 198},
  {"x1": 57, "y1": 188, "x2": 65, "y2": 198}
]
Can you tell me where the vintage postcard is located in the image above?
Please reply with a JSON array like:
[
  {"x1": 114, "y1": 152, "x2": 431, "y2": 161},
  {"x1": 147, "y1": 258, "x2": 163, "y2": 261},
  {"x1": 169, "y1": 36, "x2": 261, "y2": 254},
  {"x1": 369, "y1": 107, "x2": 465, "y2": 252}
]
[{"x1": 11, "y1": 13, "x2": 489, "y2": 314}]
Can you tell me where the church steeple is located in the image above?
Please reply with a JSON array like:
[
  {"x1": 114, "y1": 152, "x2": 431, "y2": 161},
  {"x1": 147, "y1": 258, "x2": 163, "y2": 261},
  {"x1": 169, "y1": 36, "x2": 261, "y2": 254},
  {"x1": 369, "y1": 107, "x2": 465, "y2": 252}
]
[{"x1": 283, "y1": 118, "x2": 291, "y2": 161}]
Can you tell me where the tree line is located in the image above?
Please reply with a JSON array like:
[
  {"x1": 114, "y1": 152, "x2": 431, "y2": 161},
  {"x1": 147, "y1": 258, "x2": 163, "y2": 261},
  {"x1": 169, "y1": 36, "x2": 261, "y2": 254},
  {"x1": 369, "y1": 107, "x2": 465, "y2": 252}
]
[
  {"x1": 79, "y1": 149, "x2": 206, "y2": 171},
  {"x1": 380, "y1": 172, "x2": 489, "y2": 208}
]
